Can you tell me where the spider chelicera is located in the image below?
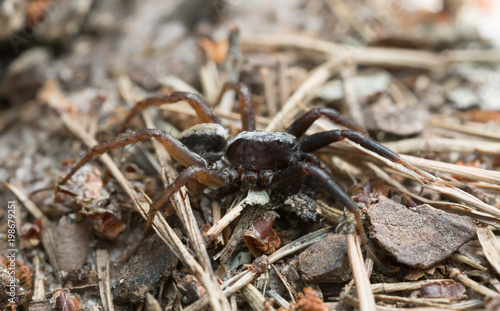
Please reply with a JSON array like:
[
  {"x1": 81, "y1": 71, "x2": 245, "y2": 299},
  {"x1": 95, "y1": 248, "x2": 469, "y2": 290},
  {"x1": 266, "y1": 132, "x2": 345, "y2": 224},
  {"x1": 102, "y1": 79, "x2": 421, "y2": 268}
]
[{"x1": 58, "y1": 82, "x2": 421, "y2": 260}]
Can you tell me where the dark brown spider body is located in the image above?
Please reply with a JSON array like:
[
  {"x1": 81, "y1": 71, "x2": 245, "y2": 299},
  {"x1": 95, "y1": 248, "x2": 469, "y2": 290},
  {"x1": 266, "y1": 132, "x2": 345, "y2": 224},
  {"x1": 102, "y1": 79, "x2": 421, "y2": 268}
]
[{"x1": 225, "y1": 131, "x2": 300, "y2": 170}]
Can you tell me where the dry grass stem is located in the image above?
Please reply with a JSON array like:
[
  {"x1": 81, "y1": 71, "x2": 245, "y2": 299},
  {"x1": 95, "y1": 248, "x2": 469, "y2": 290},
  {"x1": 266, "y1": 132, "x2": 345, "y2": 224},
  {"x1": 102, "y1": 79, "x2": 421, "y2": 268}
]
[
  {"x1": 383, "y1": 138, "x2": 500, "y2": 155},
  {"x1": 365, "y1": 162, "x2": 500, "y2": 227},
  {"x1": 401, "y1": 155, "x2": 500, "y2": 186},
  {"x1": 450, "y1": 253, "x2": 488, "y2": 272},
  {"x1": 4, "y1": 182, "x2": 62, "y2": 281},
  {"x1": 277, "y1": 55, "x2": 289, "y2": 108},
  {"x1": 40, "y1": 79, "x2": 230, "y2": 311},
  {"x1": 31, "y1": 255, "x2": 45, "y2": 301},
  {"x1": 157, "y1": 75, "x2": 199, "y2": 93},
  {"x1": 477, "y1": 226, "x2": 500, "y2": 276},
  {"x1": 373, "y1": 294, "x2": 470, "y2": 308},
  {"x1": 341, "y1": 65, "x2": 365, "y2": 127},
  {"x1": 159, "y1": 104, "x2": 271, "y2": 130},
  {"x1": 120, "y1": 76, "x2": 232, "y2": 311},
  {"x1": 260, "y1": 67, "x2": 278, "y2": 117},
  {"x1": 429, "y1": 118, "x2": 500, "y2": 140},
  {"x1": 242, "y1": 33, "x2": 500, "y2": 69},
  {"x1": 200, "y1": 59, "x2": 221, "y2": 103},
  {"x1": 455, "y1": 274, "x2": 499, "y2": 298},
  {"x1": 186, "y1": 227, "x2": 334, "y2": 311},
  {"x1": 266, "y1": 57, "x2": 345, "y2": 132},
  {"x1": 241, "y1": 284, "x2": 274, "y2": 311},
  {"x1": 346, "y1": 233, "x2": 377, "y2": 311},
  {"x1": 204, "y1": 195, "x2": 247, "y2": 238},
  {"x1": 96, "y1": 249, "x2": 115, "y2": 311},
  {"x1": 4, "y1": 181, "x2": 43, "y2": 220},
  {"x1": 370, "y1": 279, "x2": 447, "y2": 294},
  {"x1": 272, "y1": 264, "x2": 296, "y2": 302},
  {"x1": 267, "y1": 290, "x2": 291, "y2": 309}
]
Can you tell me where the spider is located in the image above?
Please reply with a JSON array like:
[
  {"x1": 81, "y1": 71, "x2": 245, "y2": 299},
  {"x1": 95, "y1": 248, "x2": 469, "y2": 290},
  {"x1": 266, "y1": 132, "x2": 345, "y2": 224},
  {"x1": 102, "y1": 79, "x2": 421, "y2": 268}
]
[{"x1": 58, "y1": 82, "x2": 422, "y2": 261}]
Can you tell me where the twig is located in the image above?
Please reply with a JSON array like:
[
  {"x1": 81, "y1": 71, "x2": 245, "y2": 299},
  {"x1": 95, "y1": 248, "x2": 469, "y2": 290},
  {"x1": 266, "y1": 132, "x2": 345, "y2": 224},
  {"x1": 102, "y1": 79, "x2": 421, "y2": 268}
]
[
  {"x1": 383, "y1": 137, "x2": 500, "y2": 155},
  {"x1": 477, "y1": 226, "x2": 500, "y2": 276},
  {"x1": 241, "y1": 284, "x2": 275, "y2": 311},
  {"x1": 450, "y1": 253, "x2": 488, "y2": 272},
  {"x1": 271, "y1": 264, "x2": 296, "y2": 302},
  {"x1": 185, "y1": 227, "x2": 334, "y2": 311},
  {"x1": 3, "y1": 182, "x2": 62, "y2": 281},
  {"x1": 267, "y1": 290, "x2": 290, "y2": 310},
  {"x1": 96, "y1": 249, "x2": 115, "y2": 311},
  {"x1": 429, "y1": 118, "x2": 500, "y2": 140},
  {"x1": 370, "y1": 279, "x2": 448, "y2": 294},
  {"x1": 260, "y1": 67, "x2": 278, "y2": 116},
  {"x1": 266, "y1": 57, "x2": 346, "y2": 132},
  {"x1": 341, "y1": 64, "x2": 365, "y2": 128},
  {"x1": 31, "y1": 255, "x2": 45, "y2": 301},
  {"x1": 455, "y1": 273, "x2": 499, "y2": 297},
  {"x1": 39, "y1": 79, "x2": 230, "y2": 311},
  {"x1": 119, "y1": 76, "x2": 233, "y2": 311},
  {"x1": 346, "y1": 233, "x2": 376, "y2": 311},
  {"x1": 242, "y1": 33, "x2": 500, "y2": 69}
]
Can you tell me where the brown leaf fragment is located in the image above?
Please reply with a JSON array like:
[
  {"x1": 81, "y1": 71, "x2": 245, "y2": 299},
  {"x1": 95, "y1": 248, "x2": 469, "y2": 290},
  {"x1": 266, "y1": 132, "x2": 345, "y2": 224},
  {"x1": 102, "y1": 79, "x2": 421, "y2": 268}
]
[
  {"x1": 80, "y1": 203, "x2": 126, "y2": 239},
  {"x1": 421, "y1": 280, "x2": 466, "y2": 300},
  {"x1": 198, "y1": 37, "x2": 229, "y2": 65},
  {"x1": 56, "y1": 161, "x2": 109, "y2": 210},
  {"x1": 289, "y1": 287, "x2": 328, "y2": 311},
  {"x1": 298, "y1": 234, "x2": 351, "y2": 283},
  {"x1": 113, "y1": 235, "x2": 179, "y2": 304},
  {"x1": 21, "y1": 218, "x2": 43, "y2": 241},
  {"x1": 55, "y1": 216, "x2": 91, "y2": 272},
  {"x1": 243, "y1": 212, "x2": 281, "y2": 257},
  {"x1": 367, "y1": 196, "x2": 476, "y2": 269},
  {"x1": 52, "y1": 289, "x2": 82, "y2": 311}
]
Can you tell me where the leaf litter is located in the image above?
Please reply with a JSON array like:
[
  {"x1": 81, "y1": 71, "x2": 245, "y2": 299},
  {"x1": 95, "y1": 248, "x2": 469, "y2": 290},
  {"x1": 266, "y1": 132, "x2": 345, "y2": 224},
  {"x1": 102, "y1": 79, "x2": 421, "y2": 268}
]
[{"x1": 1, "y1": 1, "x2": 500, "y2": 310}]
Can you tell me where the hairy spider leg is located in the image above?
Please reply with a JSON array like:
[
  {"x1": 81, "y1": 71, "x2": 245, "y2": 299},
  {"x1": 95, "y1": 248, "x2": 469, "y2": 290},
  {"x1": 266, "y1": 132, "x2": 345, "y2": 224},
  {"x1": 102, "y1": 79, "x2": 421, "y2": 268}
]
[
  {"x1": 300, "y1": 129, "x2": 426, "y2": 177},
  {"x1": 144, "y1": 166, "x2": 227, "y2": 237},
  {"x1": 125, "y1": 166, "x2": 227, "y2": 261},
  {"x1": 270, "y1": 162, "x2": 382, "y2": 267},
  {"x1": 58, "y1": 129, "x2": 206, "y2": 186},
  {"x1": 285, "y1": 107, "x2": 368, "y2": 138},
  {"x1": 118, "y1": 92, "x2": 223, "y2": 133},
  {"x1": 214, "y1": 82, "x2": 256, "y2": 131}
]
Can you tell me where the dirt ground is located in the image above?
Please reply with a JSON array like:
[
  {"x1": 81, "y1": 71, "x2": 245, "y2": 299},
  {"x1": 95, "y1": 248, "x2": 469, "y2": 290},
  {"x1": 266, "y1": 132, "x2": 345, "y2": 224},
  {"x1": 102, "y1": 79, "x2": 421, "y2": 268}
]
[{"x1": 1, "y1": 1, "x2": 500, "y2": 310}]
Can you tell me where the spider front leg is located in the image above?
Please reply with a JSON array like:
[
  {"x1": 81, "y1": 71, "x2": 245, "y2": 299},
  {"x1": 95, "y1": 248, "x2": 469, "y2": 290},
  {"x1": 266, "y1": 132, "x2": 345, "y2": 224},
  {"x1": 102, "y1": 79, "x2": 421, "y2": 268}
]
[
  {"x1": 58, "y1": 129, "x2": 206, "y2": 186},
  {"x1": 286, "y1": 107, "x2": 368, "y2": 138},
  {"x1": 214, "y1": 82, "x2": 256, "y2": 131},
  {"x1": 270, "y1": 162, "x2": 382, "y2": 266},
  {"x1": 301, "y1": 130, "x2": 429, "y2": 180},
  {"x1": 118, "y1": 92, "x2": 223, "y2": 133},
  {"x1": 142, "y1": 166, "x2": 228, "y2": 240}
]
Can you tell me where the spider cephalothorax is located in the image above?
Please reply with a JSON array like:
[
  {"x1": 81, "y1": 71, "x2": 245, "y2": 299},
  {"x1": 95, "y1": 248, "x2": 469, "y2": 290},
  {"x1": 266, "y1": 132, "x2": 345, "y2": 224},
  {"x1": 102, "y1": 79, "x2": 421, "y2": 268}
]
[{"x1": 58, "y1": 82, "x2": 424, "y2": 262}]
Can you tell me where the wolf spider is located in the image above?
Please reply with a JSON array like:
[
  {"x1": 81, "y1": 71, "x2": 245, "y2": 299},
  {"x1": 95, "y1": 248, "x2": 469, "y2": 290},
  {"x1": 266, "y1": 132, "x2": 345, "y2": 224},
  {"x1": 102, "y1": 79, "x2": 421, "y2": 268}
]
[{"x1": 58, "y1": 83, "x2": 422, "y2": 261}]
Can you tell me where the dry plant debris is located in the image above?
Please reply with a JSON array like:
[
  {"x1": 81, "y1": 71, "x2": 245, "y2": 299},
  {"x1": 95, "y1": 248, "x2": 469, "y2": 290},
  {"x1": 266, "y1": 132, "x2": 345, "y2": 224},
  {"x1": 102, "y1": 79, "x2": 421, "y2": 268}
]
[
  {"x1": 1, "y1": 1, "x2": 500, "y2": 311},
  {"x1": 367, "y1": 196, "x2": 476, "y2": 269}
]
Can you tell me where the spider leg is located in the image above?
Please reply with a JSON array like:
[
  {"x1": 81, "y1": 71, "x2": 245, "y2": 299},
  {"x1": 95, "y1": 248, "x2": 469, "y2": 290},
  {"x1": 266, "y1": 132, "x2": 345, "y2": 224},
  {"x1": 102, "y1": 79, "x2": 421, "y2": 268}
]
[
  {"x1": 144, "y1": 166, "x2": 228, "y2": 236},
  {"x1": 270, "y1": 163, "x2": 381, "y2": 265},
  {"x1": 59, "y1": 129, "x2": 206, "y2": 186},
  {"x1": 286, "y1": 107, "x2": 367, "y2": 138},
  {"x1": 214, "y1": 82, "x2": 256, "y2": 131},
  {"x1": 127, "y1": 166, "x2": 228, "y2": 260},
  {"x1": 301, "y1": 129, "x2": 426, "y2": 177},
  {"x1": 118, "y1": 92, "x2": 223, "y2": 133}
]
